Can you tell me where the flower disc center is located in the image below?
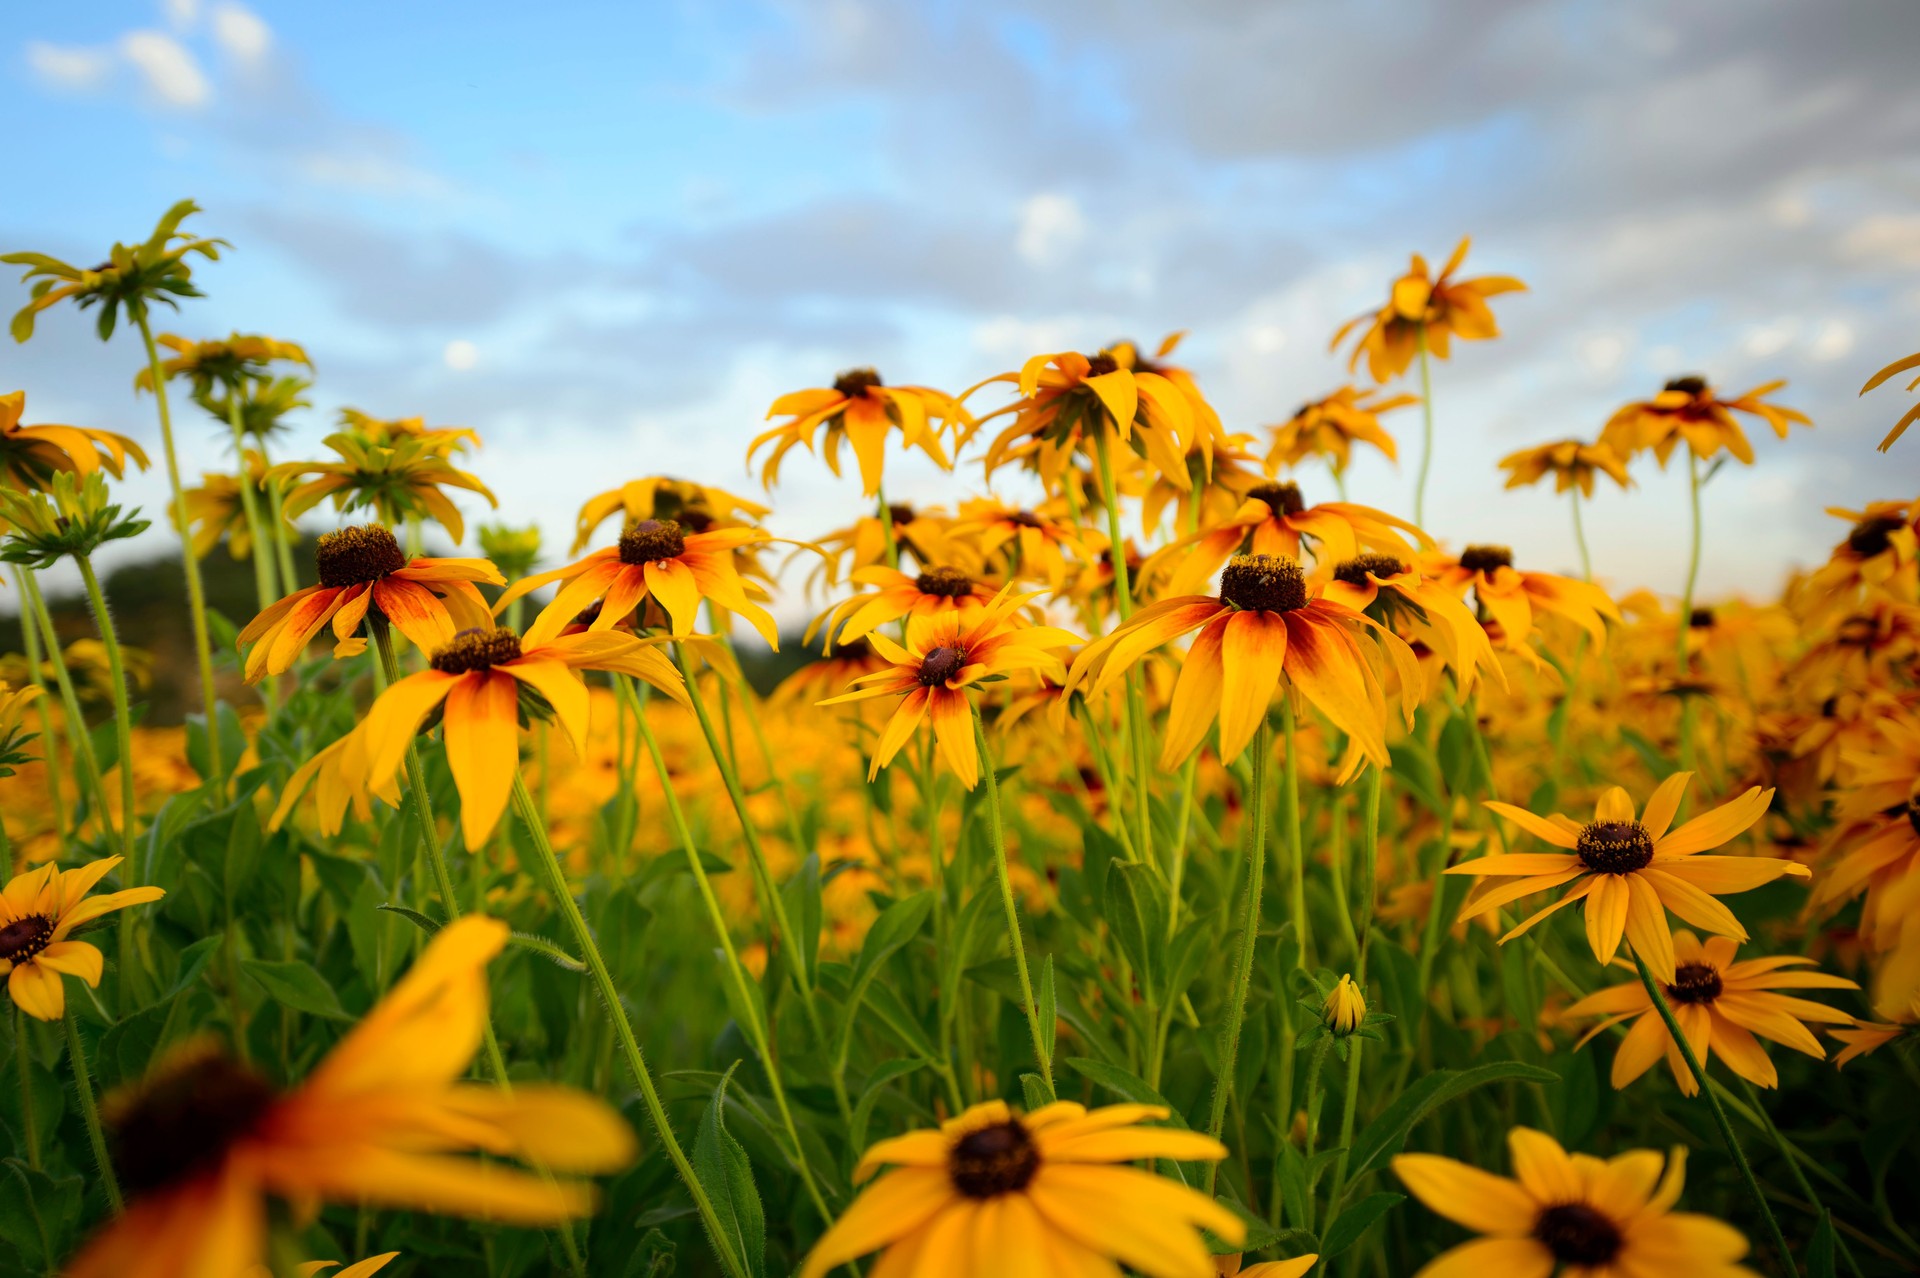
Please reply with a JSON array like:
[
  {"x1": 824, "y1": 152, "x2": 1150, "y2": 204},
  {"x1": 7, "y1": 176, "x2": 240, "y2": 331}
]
[
  {"x1": 833, "y1": 367, "x2": 884, "y2": 398},
  {"x1": 1576, "y1": 820, "x2": 1654, "y2": 875},
  {"x1": 1458, "y1": 544, "x2": 1513, "y2": 575},
  {"x1": 919, "y1": 645, "x2": 966, "y2": 687},
  {"x1": 1848, "y1": 515, "x2": 1904, "y2": 559},
  {"x1": 431, "y1": 627, "x2": 524, "y2": 674},
  {"x1": 314, "y1": 525, "x2": 407, "y2": 589},
  {"x1": 109, "y1": 1049, "x2": 278, "y2": 1197},
  {"x1": 1666, "y1": 961, "x2": 1723, "y2": 1005},
  {"x1": 948, "y1": 1119, "x2": 1039, "y2": 1198},
  {"x1": 619, "y1": 519, "x2": 687, "y2": 565},
  {"x1": 1247, "y1": 482, "x2": 1306, "y2": 518},
  {"x1": 1533, "y1": 1202, "x2": 1623, "y2": 1266},
  {"x1": 0, "y1": 914, "x2": 53, "y2": 964},
  {"x1": 1220, "y1": 554, "x2": 1307, "y2": 614},
  {"x1": 915, "y1": 566, "x2": 975, "y2": 599},
  {"x1": 1333, "y1": 554, "x2": 1405, "y2": 587}
]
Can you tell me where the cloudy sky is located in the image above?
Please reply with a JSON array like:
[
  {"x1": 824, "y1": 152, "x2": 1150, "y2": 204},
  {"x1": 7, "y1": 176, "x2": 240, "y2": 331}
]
[{"x1": 7, "y1": 0, "x2": 1920, "y2": 621}]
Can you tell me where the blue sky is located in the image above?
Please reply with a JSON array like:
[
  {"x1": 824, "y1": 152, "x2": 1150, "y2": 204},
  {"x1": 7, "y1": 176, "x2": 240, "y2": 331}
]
[{"x1": 8, "y1": 0, "x2": 1920, "y2": 618}]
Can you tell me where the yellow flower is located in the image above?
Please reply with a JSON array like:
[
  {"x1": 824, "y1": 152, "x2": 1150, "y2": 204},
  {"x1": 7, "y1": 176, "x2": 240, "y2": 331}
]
[
  {"x1": 132, "y1": 332, "x2": 311, "y2": 394},
  {"x1": 1332, "y1": 238, "x2": 1526, "y2": 383},
  {"x1": 1497, "y1": 438, "x2": 1631, "y2": 498},
  {"x1": 1317, "y1": 553, "x2": 1503, "y2": 698},
  {"x1": 1461, "y1": 771, "x2": 1809, "y2": 982},
  {"x1": 974, "y1": 348, "x2": 1204, "y2": 495},
  {"x1": 338, "y1": 407, "x2": 479, "y2": 455},
  {"x1": 245, "y1": 1255, "x2": 399, "y2": 1278},
  {"x1": 1428, "y1": 545, "x2": 1618, "y2": 658},
  {"x1": 1393, "y1": 1127, "x2": 1756, "y2": 1278},
  {"x1": 0, "y1": 856, "x2": 165, "y2": 1020},
  {"x1": 950, "y1": 496, "x2": 1099, "y2": 591},
  {"x1": 1858, "y1": 349, "x2": 1920, "y2": 452},
  {"x1": 1323, "y1": 974, "x2": 1367, "y2": 1034},
  {"x1": 0, "y1": 680, "x2": 42, "y2": 777},
  {"x1": 181, "y1": 450, "x2": 292, "y2": 561},
  {"x1": 66, "y1": 917, "x2": 635, "y2": 1278},
  {"x1": 751, "y1": 369, "x2": 969, "y2": 496},
  {"x1": 3, "y1": 199, "x2": 225, "y2": 343},
  {"x1": 800, "y1": 1100, "x2": 1242, "y2": 1278},
  {"x1": 271, "y1": 432, "x2": 497, "y2": 543},
  {"x1": 1600, "y1": 376, "x2": 1809, "y2": 468},
  {"x1": 808, "y1": 562, "x2": 1004, "y2": 651},
  {"x1": 1267, "y1": 387, "x2": 1414, "y2": 477},
  {"x1": 1565, "y1": 931, "x2": 1856, "y2": 1094},
  {"x1": 571, "y1": 476, "x2": 767, "y2": 554},
  {"x1": 0, "y1": 389, "x2": 150, "y2": 492}
]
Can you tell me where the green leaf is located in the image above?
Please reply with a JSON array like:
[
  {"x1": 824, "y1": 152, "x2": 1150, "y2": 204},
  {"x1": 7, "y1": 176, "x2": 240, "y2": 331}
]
[
  {"x1": 1062, "y1": 1057, "x2": 1185, "y2": 1124},
  {"x1": 862, "y1": 982, "x2": 939, "y2": 1062},
  {"x1": 0, "y1": 1158, "x2": 83, "y2": 1269},
  {"x1": 851, "y1": 891, "x2": 933, "y2": 990},
  {"x1": 1038, "y1": 955, "x2": 1057, "y2": 1062},
  {"x1": 241, "y1": 958, "x2": 350, "y2": 1021},
  {"x1": 692, "y1": 1065, "x2": 766, "y2": 1278},
  {"x1": 1348, "y1": 1061, "x2": 1557, "y2": 1180},
  {"x1": 850, "y1": 1059, "x2": 924, "y2": 1154},
  {"x1": 781, "y1": 854, "x2": 823, "y2": 990},
  {"x1": 1104, "y1": 861, "x2": 1167, "y2": 1001},
  {"x1": 1806, "y1": 1210, "x2": 1836, "y2": 1278},
  {"x1": 1320, "y1": 1191, "x2": 1404, "y2": 1256},
  {"x1": 376, "y1": 903, "x2": 444, "y2": 936}
]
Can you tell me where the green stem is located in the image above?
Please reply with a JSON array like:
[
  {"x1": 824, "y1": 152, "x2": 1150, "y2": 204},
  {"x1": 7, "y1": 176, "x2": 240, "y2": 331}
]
[
  {"x1": 135, "y1": 313, "x2": 222, "y2": 780},
  {"x1": 629, "y1": 682, "x2": 837, "y2": 1218},
  {"x1": 73, "y1": 555, "x2": 136, "y2": 872},
  {"x1": 63, "y1": 1008, "x2": 122, "y2": 1214},
  {"x1": 20, "y1": 570, "x2": 111, "y2": 836},
  {"x1": 1733, "y1": 1076, "x2": 1858, "y2": 1275},
  {"x1": 1632, "y1": 954, "x2": 1797, "y2": 1277},
  {"x1": 15, "y1": 1008, "x2": 39, "y2": 1171},
  {"x1": 11, "y1": 566, "x2": 69, "y2": 842},
  {"x1": 1675, "y1": 450, "x2": 1704, "y2": 775},
  {"x1": 1570, "y1": 487, "x2": 1593, "y2": 582},
  {"x1": 971, "y1": 705, "x2": 1053, "y2": 1099},
  {"x1": 1414, "y1": 324, "x2": 1435, "y2": 528},
  {"x1": 1282, "y1": 699, "x2": 1309, "y2": 963},
  {"x1": 260, "y1": 439, "x2": 299, "y2": 596},
  {"x1": 1091, "y1": 429, "x2": 1154, "y2": 868},
  {"x1": 510, "y1": 773, "x2": 751, "y2": 1278},
  {"x1": 1205, "y1": 717, "x2": 1270, "y2": 1195},
  {"x1": 225, "y1": 392, "x2": 279, "y2": 610}
]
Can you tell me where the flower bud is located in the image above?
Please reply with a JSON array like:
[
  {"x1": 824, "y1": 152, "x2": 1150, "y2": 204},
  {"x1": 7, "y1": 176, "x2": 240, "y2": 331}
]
[{"x1": 1323, "y1": 974, "x2": 1366, "y2": 1035}]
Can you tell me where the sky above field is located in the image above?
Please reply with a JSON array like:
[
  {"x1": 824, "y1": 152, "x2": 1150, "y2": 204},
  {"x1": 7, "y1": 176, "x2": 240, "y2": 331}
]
[{"x1": 6, "y1": 0, "x2": 1920, "y2": 621}]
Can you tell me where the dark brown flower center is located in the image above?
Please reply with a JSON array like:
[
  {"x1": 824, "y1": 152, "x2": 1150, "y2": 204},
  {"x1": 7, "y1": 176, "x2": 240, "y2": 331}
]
[
  {"x1": 1906, "y1": 783, "x2": 1920, "y2": 838},
  {"x1": 888, "y1": 503, "x2": 916, "y2": 526},
  {"x1": 1689, "y1": 608, "x2": 1715, "y2": 629},
  {"x1": 678, "y1": 507, "x2": 716, "y2": 534},
  {"x1": 1458, "y1": 544, "x2": 1513, "y2": 575},
  {"x1": 835, "y1": 637, "x2": 874, "y2": 662},
  {"x1": 0, "y1": 914, "x2": 54, "y2": 965},
  {"x1": 1083, "y1": 353, "x2": 1119, "y2": 378},
  {"x1": 919, "y1": 645, "x2": 966, "y2": 687},
  {"x1": 109, "y1": 1049, "x2": 278, "y2": 1197},
  {"x1": 619, "y1": 518, "x2": 686, "y2": 565},
  {"x1": 1664, "y1": 375, "x2": 1708, "y2": 397},
  {"x1": 314, "y1": 524, "x2": 407, "y2": 588},
  {"x1": 1221, "y1": 553, "x2": 1308, "y2": 614},
  {"x1": 1534, "y1": 1202, "x2": 1622, "y2": 1266},
  {"x1": 431, "y1": 627, "x2": 523, "y2": 674},
  {"x1": 833, "y1": 367, "x2": 884, "y2": 398},
  {"x1": 1667, "y1": 961, "x2": 1723, "y2": 1005},
  {"x1": 1007, "y1": 509, "x2": 1047, "y2": 529},
  {"x1": 948, "y1": 1119, "x2": 1039, "y2": 1198},
  {"x1": 1848, "y1": 515, "x2": 1904, "y2": 559},
  {"x1": 1576, "y1": 820, "x2": 1654, "y2": 875},
  {"x1": 1333, "y1": 554, "x2": 1405, "y2": 587},
  {"x1": 916, "y1": 566, "x2": 975, "y2": 599},
  {"x1": 1247, "y1": 482, "x2": 1306, "y2": 518}
]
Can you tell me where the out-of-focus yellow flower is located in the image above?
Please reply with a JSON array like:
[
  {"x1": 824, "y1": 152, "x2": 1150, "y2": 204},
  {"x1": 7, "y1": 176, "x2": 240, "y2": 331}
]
[
  {"x1": 1144, "y1": 478, "x2": 1431, "y2": 596},
  {"x1": 181, "y1": 450, "x2": 293, "y2": 561},
  {"x1": 1859, "y1": 349, "x2": 1920, "y2": 452},
  {"x1": 338, "y1": 407, "x2": 479, "y2": 456},
  {"x1": 1497, "y1": 438, "x2": 1631, "y2": 497},
  {"x1": 1428, "y1": 545, "x2": 1619, "y2": 658},
  {"x1": 752, "y1": 369, "x2": 969, "y2": 496},
  {"x1": 271, "y1": 431, "x2": 497, "y2": 543},
  {"x1": 132, "y1": 332, "x2": 310, "y2": 394},
  {"x1": 0, "y1": 682, "x2": 43, "y2": 778},
  {"x1": 1268, "y1": 387, "x2": 1414, "y2": 477},
  {"x1": 950, "y1": 496, "x2": 1098, "y2": 591},
  {"x1": 571, "y1": 477, "x2": 766, "y2": 554},
  {"x1": 1332, "y1": 238, "x2": 1526, "y2": 383},
  {"x1": 1601, "y1": 376, "x2": 1809, "y2": 467},
  {"x1": 1318, "y1": 553, "x2": 1503, "y2": 697},
  {"x1": 3, "y1": 199, "x2": 225, "y2": 343},
  {"x1": 0, "y1": 390, "x2": 149, "y2": 492}
]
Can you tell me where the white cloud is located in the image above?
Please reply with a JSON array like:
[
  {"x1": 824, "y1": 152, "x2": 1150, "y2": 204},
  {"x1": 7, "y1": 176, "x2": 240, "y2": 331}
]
[
  {"x1": 1015, "y1": 193, "x2": 1084, "y2": 267},
  {"x1": 1243, "y1": 322, "x2": 1288, "y2": 354},
  {"x1": 295, "y1": 150, "x2": 455, "y2": 199},
  {"x1": 119, "y1": 31, "x2": 211, "y2": 108},
  {"x1": 1809, "y1": 318, "x2": 1855, "y2": 361},
  {"x1": 444, "y1": 339, "x2": 480, "y2": 371},
  {"x1": 1579, "y1": 331, "x2": 1630, "y2": 375},
  {"x1": 211, "y1": 3, "x2": 271, "y2": 63},
  {"x1": 162, "y1": 0, "x2": 200, "y2": 31},
  {"x1": 26, "y1": 42, "x2": 113, "y2": 92},
  {"x1": 1840, "y1": 214, "x2": 1920, "y2": 269}
]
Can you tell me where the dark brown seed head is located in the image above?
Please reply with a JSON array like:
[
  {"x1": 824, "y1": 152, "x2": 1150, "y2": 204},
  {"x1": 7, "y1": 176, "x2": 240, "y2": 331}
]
[
  {"x1": 1689, "y1": 608, "x2": 1715, "y2": 629},
  {"x1": 915, "y1": 566, "x2": 975, "y2": 599},
  {"x1": 1333, "y1": 554, "x2": 1406, "y2": 587},
  {"x1": 1663, "y1": 375, "x2": 1708, "y2": 397},
  {"x1": 1220, "y1": 553, "x2": 1308, "y2": 614},
  {"x1": 314, "y1": 525, "x2": 407, "y2": 589},
  {"x1": 918, "y1": 645, "x2": 966, "y2": 687},
  {"x1": 888, "y1": 503, "x2": 916, "y2": 526},
  {"x1": 1458, "y1": 544, "x2": 1514, "y2": 575},
  {"x1": 1848, "y1": 515, "x2": 1905, "y2": 559},
  {"x1": 833, "y1": 368, "x2": 884, "y2": 398},
  {"x1": 677, "y1": 507, "x2": 716, "y2": 534},
  {"x1": 431, "y1": 627, "x2": 523, "y2": 674},
  {"x1": 1576, "y1": 821, "x2": 1655, "y2": 875},
  {"x1": 619, "y1": 518, "x2": 687, "y2": 565},
  {"x1": 1007, "y1": 509, "x2": 1047, "y2": 529},
  {"x1": 1906, "y1": 782, "x2": 1920, "y2": 838},
  {"x1": 108, "y1": 1046, "x2": 278, "y2": 1197},
  {"x1": 948, "y1": 1119, "x2": 1040, "y2": 1198},
  {"x1": 1083, "y1": 353, "x2": 1119, "y2": 378},
  {"x1": 1246, "y1": 481, "x2": 1306, "y2": 518},
  {"x1": 1533, "y1": 1202, "x2": 1623, "y2": 1266},
  {"x1": 0, "y1": 914, "x2": 54, "y2": 965},
  {"x1": 1666, "y1": 961, "x2": 1724, "y2": 1006}
]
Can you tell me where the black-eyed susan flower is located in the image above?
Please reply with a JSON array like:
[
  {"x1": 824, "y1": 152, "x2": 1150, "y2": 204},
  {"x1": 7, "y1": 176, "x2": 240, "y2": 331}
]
[
  {"x1": 1392, "y1": 1127, "x2": 1756, "y2": 1278},
  {"x1": 1859, "y1": 349, "x2": 1920, "y2": 452},
  {"x1": 236, "y1": 526, "x2": 503, "y2": 681},
  {"x1": 1267, "y1": 387, "x2": 1414, "y2": 478},
  {"x1": 570, "y1": 476, "x2": 767, "y2": 554},
  {"x1": 1461, "y1": 771, "x2": 1809, "y2": 982},
  {"x1": 1146, "y1": 479, "x2": 1432, "y2": 597},
  {"x1": 3, "y1": 199, "x2": 224, "y2": 343},
  {"x1": 1565, "y1": 931, "x2": 1856, "y2": 1094},
  {"x1": 798, "y1": 1100, "x2": 1242, "y2": 1278},
  {"x1": 181, "y1": 451, "x2": 291, "y2": 563},
  {"x1": 337, "y1": 407, "x2": 479, "y2": 456},
  {"x1": 804, "y1": 502, "x2": 964, "y2": 594},
  {"x1": 65, "y1": 916, "x2": 635, "y2": 1278},
  {"x1": 0, "y1": 681, "x2": 41, "y2": 778},
  {"x1": 1106, "y1": 331, "x2": 1228, "y2": 452},
  {"x1": 245, "y1": 1256, "x2": 398, "y2": 1278},
  {"x1": 1332, "y1": 238, "x2": 1526, "y2": 384},
  {"x1": 0, "y1": 856, "x2": 164, "y2": 1020},
  {"x1": 751, "y1": 369, "x2": 969, "y2": 496},
  {"x1": 1600, "y1": 376, "x2": 1809, "y2": 468},
  {"x1": 950, "y1": 496, "x2": 1098, "y2": 591},
  {"x1": 808, "y1": 562, "x2": 1003, "y2": 651},
  {"x1": 1808, "y1": 715, "x2": 1920, "y2": 967},
  {"x1": 1428, "y1": 545, "x2": 1619, "y2": 658},
  {"x1": 354, "y1": 626, "x2": 686, "y2": 847},
  {"x1": 0, "y1": 390, "x2": 149, "y2": 492},
  {"x1": 132, "y1": 332, "x2": 311, "y2": 396},
  {"x1": 1800, "y1": 500, "x2": 1918, "y2": 621},
  {"x1": 1318, "y1": 553, "x2": 1502, "y2": 697},
  {"x1": 272, "y1": 431, "x2": 496, "y2": 543},
  {"x1": 0, "y1": 470, "x2": 150, "y2": 567},
  {"x1": 1064, "y1": 553, "x2": 1412, "y2": 770},
  {"x1": 974, "y1": 349, "x2": 1202, "y2": 495},
  {"x1": 500, "y1": 518, "x2": 777, "y2": 648},
  {"x1": 819, "y1": 594, "x2": 1077, "y2": 788},
  {"x1": 1497, "y1": 438, "x2": 1632, "y2": 498}
]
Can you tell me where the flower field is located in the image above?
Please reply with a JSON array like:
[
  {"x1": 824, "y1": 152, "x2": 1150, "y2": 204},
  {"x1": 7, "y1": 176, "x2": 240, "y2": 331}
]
[{"x1": 1, "y1": 204, "x2": 1916, "y2": 1278}]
